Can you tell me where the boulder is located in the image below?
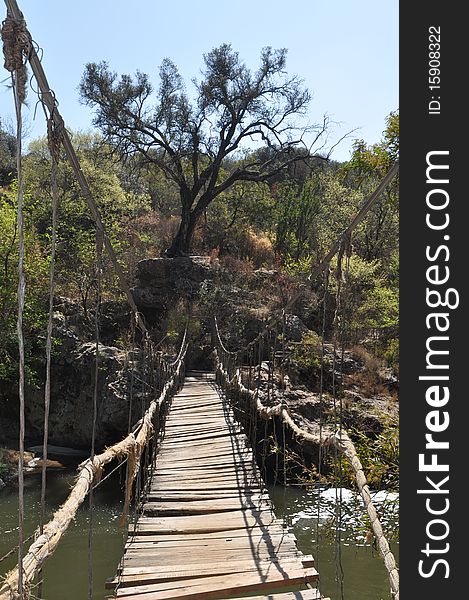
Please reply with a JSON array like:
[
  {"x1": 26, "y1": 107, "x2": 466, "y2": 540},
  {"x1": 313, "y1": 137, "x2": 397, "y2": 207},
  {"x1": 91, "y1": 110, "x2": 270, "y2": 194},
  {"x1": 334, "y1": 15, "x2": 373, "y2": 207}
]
[
  {"x1": 284, "y1": 314, "x2": 309, "y2": 342},
  {"x1": 132, "y1": 256, "x2": 214, "y2": 313},
  {"x1": 243, "y1": 317, "x2": 264, "y2": 343},
  {"x1": 23, "y1": 304, "x2": 146, "y2": 451},
  {"x1": 46, "y1": 341, "x2": 145, "y2": 449}
]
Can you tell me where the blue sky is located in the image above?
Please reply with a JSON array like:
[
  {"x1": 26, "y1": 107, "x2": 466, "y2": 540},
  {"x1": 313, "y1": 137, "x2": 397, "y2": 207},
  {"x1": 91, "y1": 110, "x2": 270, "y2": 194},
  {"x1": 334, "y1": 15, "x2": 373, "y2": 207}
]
[{"x1": 2, "y1": 0, "x2": 398, "y2": 162}]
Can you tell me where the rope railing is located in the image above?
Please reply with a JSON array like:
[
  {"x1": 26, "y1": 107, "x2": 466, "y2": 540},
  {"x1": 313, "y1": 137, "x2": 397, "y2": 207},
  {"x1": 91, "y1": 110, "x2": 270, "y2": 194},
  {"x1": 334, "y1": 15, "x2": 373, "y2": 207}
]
[
  {"x1": 213, "y1": 317, "x2": 399, "y2": 600},
  {"x1": 0, "y1": 336, "x2": 188, "y2": 600}
]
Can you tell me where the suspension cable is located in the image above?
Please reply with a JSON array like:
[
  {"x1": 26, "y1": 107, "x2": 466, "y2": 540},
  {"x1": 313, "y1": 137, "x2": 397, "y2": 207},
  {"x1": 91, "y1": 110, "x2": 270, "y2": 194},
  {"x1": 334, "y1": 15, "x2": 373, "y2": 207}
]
[
  {"x1": 331, "y1": 240, "x2": 348, "y2": 600},
  {"x1": 13, "y1": 67, "x2": 26, "y2": 600},
  {"x1": 36, "y1": 111, "x2": 61, "y2": 599},
  {"x1": 315, "y1": 268, "x2": 329, "y2": 588},
  {"x1": 87, "y1": 228, "x2": 103, "y2": 600},
  {"x1": 1, "y1": 12, "x2": 31, "y2": 598}
]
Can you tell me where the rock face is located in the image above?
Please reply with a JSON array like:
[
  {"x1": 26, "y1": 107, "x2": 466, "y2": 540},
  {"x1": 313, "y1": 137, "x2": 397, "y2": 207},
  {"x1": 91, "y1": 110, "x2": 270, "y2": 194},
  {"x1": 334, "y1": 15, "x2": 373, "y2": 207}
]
[
  {"x1": 132, "y1": 256, "x2": 214, "y2": 320},
  {"x1": 23, "y1": 302, "x2": 146, "y2": 451},
  {"x1": 1, "y1": 258, "x2": 217, "y2": 452}
]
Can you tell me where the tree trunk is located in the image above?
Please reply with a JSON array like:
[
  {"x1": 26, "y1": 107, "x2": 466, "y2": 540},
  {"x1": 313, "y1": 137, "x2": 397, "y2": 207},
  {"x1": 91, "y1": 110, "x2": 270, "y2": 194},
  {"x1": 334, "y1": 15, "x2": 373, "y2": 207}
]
[{"x1": 165, "y1": 208, "x2": 200, "y2": 257}]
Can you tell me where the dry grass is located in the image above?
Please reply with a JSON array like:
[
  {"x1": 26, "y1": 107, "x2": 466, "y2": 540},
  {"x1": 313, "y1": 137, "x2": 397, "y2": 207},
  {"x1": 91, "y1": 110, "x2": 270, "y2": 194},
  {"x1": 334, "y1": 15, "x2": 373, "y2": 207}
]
[
  {"x1": 219, "y1": 255, "x2": 255, "y2": 275},
  {"x1": 240, "y1": 229, "x2": 275, "y2": 267},
  {"x1": 249, "y1": 305, "x2": 272, "y2": 320},
  {"x1": 348, "y1": 345, "x2": 390, "y2": 397}
]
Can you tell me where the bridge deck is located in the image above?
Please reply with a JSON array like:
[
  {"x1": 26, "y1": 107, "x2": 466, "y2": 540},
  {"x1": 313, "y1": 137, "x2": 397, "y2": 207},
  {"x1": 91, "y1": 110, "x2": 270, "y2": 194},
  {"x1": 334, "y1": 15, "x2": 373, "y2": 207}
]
[{"x1": 108, "y1": 373, "x2": 325, "y2": 600}]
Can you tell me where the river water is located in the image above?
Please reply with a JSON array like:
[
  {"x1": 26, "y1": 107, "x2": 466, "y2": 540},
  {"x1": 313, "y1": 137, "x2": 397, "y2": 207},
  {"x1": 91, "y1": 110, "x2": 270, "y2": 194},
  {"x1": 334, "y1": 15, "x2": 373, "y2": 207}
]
[
  {"x1": 0, "y1": 471, "x2": 398, "y2": 599},
  {"x1": 269, "y1": 485, "x2": 399, "y2": 600}
]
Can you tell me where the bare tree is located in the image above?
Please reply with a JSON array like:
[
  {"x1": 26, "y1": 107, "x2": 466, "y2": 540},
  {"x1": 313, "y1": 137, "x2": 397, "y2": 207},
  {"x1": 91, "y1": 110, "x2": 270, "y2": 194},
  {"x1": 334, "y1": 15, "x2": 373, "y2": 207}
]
[{"x1": 80, "y1": 44, "x2": 329, "y2": 255}]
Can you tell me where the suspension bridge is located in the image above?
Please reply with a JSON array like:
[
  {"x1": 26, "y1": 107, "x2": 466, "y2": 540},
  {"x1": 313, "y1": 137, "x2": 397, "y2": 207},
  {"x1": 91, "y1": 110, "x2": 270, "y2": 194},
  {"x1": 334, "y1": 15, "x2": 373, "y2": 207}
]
[
  {"x1": 0, "y1": 311, "x2": 399, "y2": 600},
  {"x1": 1, "y1": 1, "x2": 399, "y2": 598},
  {"x1": 105, "y1": 372, "x2": 321, "y2": 600}
]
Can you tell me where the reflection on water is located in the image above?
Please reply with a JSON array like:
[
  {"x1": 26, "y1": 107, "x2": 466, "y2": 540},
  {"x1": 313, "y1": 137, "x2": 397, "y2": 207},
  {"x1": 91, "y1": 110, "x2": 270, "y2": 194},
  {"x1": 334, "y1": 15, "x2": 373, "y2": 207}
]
[
  {"x1": 269, "y1": 484, "x2": 399, "y2": 600},
  {"x1": 0, "y1": 470, "x2": 125, "y2": 599},
  {"x1": 1, "y1": 472, "x2": 398, "y2": 600}
]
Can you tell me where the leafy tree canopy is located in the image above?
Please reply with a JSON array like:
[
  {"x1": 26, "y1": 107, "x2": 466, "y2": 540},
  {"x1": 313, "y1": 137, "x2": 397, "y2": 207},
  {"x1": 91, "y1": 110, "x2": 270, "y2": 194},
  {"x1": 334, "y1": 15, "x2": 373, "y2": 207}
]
[
  {"x1": 0, "y1": 118, "x2": 17, "y2": 186},
  {"x1": 80, "y1": 44, "x2": 330, "y2": 255}
]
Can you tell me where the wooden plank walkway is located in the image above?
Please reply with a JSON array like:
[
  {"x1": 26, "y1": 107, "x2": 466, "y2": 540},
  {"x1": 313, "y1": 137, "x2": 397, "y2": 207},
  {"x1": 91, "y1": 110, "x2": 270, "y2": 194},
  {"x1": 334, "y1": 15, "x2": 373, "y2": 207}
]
[{"x1": 108, "y1": 372, "x2": 326, "y2": 600}]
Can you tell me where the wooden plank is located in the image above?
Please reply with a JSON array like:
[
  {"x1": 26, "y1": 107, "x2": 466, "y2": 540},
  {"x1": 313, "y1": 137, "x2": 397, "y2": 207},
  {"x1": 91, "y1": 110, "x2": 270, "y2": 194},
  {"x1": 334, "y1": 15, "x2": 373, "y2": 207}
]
[
  {"x1": 123, "y1": 538, "x2": 299, "y2": 556},
  {"x1": 159, "y1": 431, "x2": 242, "y2": 443},
  {"x1": 130, "y1": 519, "x2": 283, "y2": 535},
  {"x1": 156, "y1": 445, "x2": 252, "y2": 458},
  {"x1": 160, "y1": 439, "x2": 251, "y2": 451},
  {"x1": 151, "y1": 470, "x2": 256, "y2": 480},
  {"x1": 152, "y1": 463, "x2": 255, "y2": 472},
  {"x1": 156, "y1": 449, "x2": 252, "y2": 461},
  {"x1": 151, "y1": 480, "x2": 261, "y2": 493},
  {"x1": 161, "y1": 431, "x2": 246, "y2": 442},
  {"x1": 233, "y1": 591, "x2": 323, "y2": 600},
  {"x1": 143, "y1": 497, "x2": 271, "y2": 515},
  {"x1": 155, "y1": 456, "x2": 251, "y2": 466},
  {"x1": 124, "y1": 534, "x2": 295, "y2": 548},
  {"x1": 131, "y1": 510, "x2": 277, "y2": 534},
  {"x1": 153, "y1": 465, "x2": 257, "y2": 474},
  {"x1": 148, "y1": 476, "x2": 259, "y2": 486},
  {"x1": 113, "y1": 567, "x2": 318, "y2": 599},
  {"x1": 164, "y1": 419, "x2": 227, "y2": 427},
  {"x1": 158, "y1": 441, "x2": 250, "y2": 452},
  {"x1": 146, "y1": 492, "x2": 264, "y2": 502},
  {"x1": 124, "y1": 535, "x2": 297, "y2": 550},
  {"x1": 122, "y1": 547, "x2": 300, "y2": 562},
  {"x1": 122, "y1": 549, "x2": 303, "y2": 568},
  {"x1": 150, "y1": 475, "x2": 259, "y2": 486},
  {"x1": 155, "y1": 451, "x2": 253, "y2": 462},
  {"x1": 148, "y1": 480, "x2": 261, "y2": 490},
  {"x1": 147, "y1": 478, "x2": 260, "y2": 488},
  {"x1": 126, "y1": 526, "x2": 290, "y2": 541},
  {"x1": 169, "y1": 403, "x2": 223, "y2": 411},
  {"x1": 107, "y1": 558, "x2": 311, "y2": 588}
]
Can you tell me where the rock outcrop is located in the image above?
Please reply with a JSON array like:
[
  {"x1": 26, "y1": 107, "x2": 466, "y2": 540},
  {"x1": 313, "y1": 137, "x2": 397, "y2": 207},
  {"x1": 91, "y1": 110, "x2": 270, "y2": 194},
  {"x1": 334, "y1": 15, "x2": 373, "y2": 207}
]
[
  {"x1": 132, "y1": 256, "x2": 215, "y2": 322},
  {"x1": 284, "y1": 313, "x2": 309, "y2": 342},
  {"x1": 21, "y1": 301, "x2": 146, "y2": 451}
]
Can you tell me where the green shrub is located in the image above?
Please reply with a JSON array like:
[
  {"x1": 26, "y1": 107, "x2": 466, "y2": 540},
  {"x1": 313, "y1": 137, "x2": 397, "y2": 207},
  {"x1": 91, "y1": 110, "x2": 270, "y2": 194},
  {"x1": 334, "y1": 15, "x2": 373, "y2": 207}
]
[
  {"x1": 335, "y1": 417, "x2": 399, "y2": 491},
  {"x1": 384, "y1": 338, "x2": 399, "y2": 375},
  {"x1": 288, "y1": 331, "x2": 326, "y2": 387}
]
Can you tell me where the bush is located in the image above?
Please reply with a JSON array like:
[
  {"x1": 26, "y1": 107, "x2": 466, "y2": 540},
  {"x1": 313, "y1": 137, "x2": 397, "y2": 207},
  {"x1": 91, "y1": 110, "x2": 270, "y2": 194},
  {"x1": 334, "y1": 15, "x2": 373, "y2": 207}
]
[
  {"x1": 288, "y1": 330, "x2": 325, "y2": 387},
  {"x1": 326, "y1": 415, "x2": 399, "y2": 491},
  {"x1": 352, "y1": 418, "x2": 399, "y2": 490},
  {"x1": 219, "y1": 255, "x2": 254, "y2": 276},
  {"x1": 282, "y1": 254, "x2": 313, "y2": 277},
  {"x1": 349, "y1": 345, "x2": 390, "y2": 397},
  {"x1": 384, "y1": 338, "x2": 399, "y2": 375},
  {"x1": 0, "y1": 190, "x2": 49, "y2": 388},
  {"x1": 237, "y1": 228, "x2": 274, "y2": 267}
]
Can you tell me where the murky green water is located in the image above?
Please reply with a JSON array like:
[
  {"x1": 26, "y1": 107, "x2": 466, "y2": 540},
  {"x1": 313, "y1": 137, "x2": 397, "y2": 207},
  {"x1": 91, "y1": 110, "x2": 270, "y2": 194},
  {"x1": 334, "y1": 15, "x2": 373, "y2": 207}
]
[
  {"x1": 0, "y1": 471, "x2": 124, "y2": 599},
  {"x1": 0, "y1": 472, "x2": 398, "y2": 599},
  {"x1": 269, "y1": 484, "x2": 399, "y2": 600}
]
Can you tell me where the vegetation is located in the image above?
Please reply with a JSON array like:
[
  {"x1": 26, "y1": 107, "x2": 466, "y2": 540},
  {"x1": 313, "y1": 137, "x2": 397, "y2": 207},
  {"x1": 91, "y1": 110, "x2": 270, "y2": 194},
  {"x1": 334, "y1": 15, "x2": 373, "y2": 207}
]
[
  {"x1": 79, "y1": 45, "x2": 331, "y2": 256},
  {"x1": 0, "y1": 185, "x2": 49, "y2": 387},
  {"x1": 0, "y1": 117, "x2": 16, "y2": 186},
  {"x1": 1, "y1": 46, "x2": 399, "y2": 490}
]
